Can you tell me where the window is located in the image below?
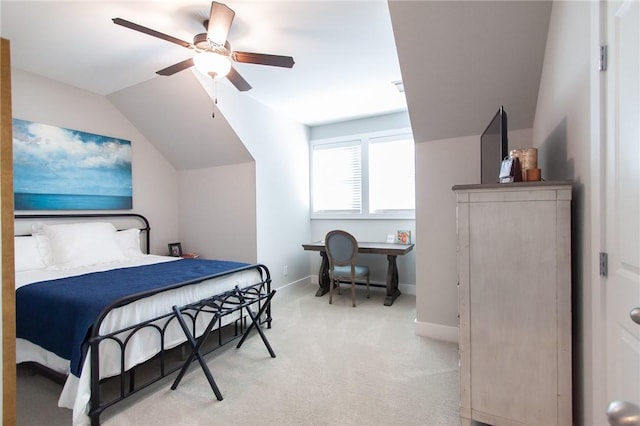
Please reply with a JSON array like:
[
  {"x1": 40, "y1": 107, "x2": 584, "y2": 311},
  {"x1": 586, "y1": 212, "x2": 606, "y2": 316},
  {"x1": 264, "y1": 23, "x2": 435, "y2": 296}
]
[
  {"x1": 310, "y1": 130, "x2": 415, "y2": 219},
  {"x1": 311, "y1": 140, "x2": 361, "y2": 213}
]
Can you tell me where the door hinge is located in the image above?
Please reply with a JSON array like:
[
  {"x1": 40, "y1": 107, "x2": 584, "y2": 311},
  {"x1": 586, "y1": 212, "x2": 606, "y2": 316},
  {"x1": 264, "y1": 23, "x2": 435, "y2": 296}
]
[
  {"x1": 600, "y1": 252, "x2": 608, "y2": 277},
  {"x1": 600, "y1": 45, "x2": 608, "y2": 71}
]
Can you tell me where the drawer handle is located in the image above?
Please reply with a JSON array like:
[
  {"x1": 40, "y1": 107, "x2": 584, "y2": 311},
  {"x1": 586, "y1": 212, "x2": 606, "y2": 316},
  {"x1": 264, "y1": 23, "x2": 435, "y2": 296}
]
[{"x1": 630, "y1": 308, "x2": 640, "y2": 325}]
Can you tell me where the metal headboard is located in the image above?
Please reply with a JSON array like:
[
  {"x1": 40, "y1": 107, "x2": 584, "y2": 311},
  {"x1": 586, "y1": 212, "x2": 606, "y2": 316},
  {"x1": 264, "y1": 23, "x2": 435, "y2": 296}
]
[{"x1": 14, "y1": 213, "x2": 151, "y2": 254}]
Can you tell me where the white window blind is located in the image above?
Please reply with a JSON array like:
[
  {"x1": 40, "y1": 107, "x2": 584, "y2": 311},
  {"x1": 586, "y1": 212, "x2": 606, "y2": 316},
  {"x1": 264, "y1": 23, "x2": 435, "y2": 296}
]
[
  {"x1": 310, "y1": 130, "x2": 415, "y2": 219},
  {"x1": 311, "y1": 141, "x2": 361, "y2": 213}
]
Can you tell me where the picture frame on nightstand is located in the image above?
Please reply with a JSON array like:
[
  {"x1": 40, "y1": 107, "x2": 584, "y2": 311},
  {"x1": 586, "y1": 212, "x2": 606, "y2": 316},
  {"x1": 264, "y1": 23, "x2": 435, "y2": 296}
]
[{"x1": 168, "y1": 242, "x2": 182, "y2": 257}]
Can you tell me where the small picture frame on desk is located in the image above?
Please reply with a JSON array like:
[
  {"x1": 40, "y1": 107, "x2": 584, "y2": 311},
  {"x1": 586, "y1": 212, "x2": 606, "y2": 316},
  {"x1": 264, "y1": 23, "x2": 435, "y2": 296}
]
[
  {"x1": 397, "y1": 230, "x2": 412, "y2": 245},
  {"x1": 168, "y1": 242, "x2": 183, "y2": 257}
]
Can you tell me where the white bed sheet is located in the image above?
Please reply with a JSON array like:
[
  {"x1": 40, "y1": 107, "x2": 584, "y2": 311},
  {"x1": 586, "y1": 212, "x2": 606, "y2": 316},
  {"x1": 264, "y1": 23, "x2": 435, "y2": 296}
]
[{"x1": 16, "y1": 255, "x2": 263, "y2": 426}]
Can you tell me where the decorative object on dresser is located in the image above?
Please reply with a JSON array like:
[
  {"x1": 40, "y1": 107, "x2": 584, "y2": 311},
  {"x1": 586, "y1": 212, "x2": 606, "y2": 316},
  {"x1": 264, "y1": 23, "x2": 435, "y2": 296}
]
[
  {"x1": 453, "y1": 181, "x2": 572, "y2": 426},
  {"x1": 498, "y1": 154, "x2": 522, "y2": 183},
  {"x1": 509, "y1": 148, "x2": 541, "y2": 182}
]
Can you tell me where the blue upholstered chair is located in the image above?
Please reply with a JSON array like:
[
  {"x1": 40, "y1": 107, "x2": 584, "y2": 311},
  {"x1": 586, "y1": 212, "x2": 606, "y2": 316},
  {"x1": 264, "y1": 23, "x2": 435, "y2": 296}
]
[{"x1": 325, "y1": 230, "x2": 370, "y2": 307}]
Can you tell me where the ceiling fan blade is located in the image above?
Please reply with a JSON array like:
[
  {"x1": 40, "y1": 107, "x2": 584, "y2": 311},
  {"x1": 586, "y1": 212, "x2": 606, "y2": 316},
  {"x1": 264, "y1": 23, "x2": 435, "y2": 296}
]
[
  {"x1": 113, "y1": 18, "x2": 193, "y2": 49},
  {"x1": 227, "y1": 67, "x2": 252, "y2": 92},
  {"x1": 156, "y1": 58, "x2": 195, "y2": 76},
  {"x1": 207, "y1": 2, "x2": 235, "y2": 46},
  {"x1": 232, "y1": 51, "x2": 295, "y2": 68}
]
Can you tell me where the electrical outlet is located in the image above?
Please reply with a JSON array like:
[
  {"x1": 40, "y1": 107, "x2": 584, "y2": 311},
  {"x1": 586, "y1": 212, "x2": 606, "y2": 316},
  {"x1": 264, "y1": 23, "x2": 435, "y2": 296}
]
[{"x1": 283, "y1": 265, "x2": 288, "y2": 276}]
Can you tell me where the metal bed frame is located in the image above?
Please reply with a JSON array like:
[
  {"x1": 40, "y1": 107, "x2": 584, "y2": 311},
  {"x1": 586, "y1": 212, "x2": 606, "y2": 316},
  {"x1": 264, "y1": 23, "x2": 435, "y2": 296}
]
[{"x1": 15, "y1": 213, "x2": 273, "y2": 425}]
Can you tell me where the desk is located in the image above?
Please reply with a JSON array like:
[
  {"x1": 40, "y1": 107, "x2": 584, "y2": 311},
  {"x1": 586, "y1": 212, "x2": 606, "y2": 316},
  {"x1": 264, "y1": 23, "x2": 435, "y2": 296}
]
[{"x1": 302, "y1": 241, "x2": 414, "y2": 306}]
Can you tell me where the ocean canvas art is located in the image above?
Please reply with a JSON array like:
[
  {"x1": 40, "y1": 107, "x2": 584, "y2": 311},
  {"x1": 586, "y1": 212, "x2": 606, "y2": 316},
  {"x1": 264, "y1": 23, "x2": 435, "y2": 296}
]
[{"x1": 13, "y1": 119, "x2": 132, "y2": 210}]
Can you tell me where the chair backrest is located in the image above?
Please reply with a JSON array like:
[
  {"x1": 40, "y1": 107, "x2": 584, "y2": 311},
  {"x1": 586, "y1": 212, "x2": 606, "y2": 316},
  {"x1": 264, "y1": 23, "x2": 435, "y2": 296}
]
[{"x1": 325, "y1": 230, "x2": 358, "y2": 268}]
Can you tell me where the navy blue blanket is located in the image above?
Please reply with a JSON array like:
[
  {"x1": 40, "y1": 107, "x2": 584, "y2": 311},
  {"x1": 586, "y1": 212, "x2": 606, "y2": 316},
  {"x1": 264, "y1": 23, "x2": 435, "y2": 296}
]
[{"x1": 16, "y1": 258, "x2": 251, "y2": 376}]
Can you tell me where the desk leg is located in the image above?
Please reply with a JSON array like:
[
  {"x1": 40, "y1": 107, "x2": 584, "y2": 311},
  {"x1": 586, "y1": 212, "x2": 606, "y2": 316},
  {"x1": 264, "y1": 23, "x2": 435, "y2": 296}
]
[
  {"x1": 315, "y1": 251, "x2": 330, "y2": 297},
  {"x1": 384, "y1": 255, "x2": 401, "y2": 306}
]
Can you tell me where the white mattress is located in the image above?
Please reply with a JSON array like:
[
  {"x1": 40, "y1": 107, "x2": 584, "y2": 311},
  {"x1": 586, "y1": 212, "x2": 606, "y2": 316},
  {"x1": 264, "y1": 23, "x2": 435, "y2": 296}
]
[{"x1": 16, "y1": 255, "x2": 262, "y2": 426}]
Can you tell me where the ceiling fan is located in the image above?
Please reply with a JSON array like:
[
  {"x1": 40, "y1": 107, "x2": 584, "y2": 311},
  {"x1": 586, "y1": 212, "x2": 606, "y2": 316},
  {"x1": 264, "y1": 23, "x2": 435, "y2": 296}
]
[{"x1": 113, "y1": 1, "x2": 295, "y2": 92}]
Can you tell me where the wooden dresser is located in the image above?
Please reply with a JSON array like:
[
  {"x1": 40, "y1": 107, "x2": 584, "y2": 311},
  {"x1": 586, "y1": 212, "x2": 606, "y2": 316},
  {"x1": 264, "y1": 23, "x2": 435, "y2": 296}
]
[{"x1": 453, "y1": 182, "x2": 572, "y2": 426}]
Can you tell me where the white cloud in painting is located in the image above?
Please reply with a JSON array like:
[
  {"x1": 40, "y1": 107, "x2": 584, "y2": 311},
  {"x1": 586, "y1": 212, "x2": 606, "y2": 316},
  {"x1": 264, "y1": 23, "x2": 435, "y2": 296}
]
[
  {"x1": 13, "y1": 121, "x2": 130, "y2": 169},
  {"x1": 13, "y1": 119, "x2": 132, "y2": 197}
]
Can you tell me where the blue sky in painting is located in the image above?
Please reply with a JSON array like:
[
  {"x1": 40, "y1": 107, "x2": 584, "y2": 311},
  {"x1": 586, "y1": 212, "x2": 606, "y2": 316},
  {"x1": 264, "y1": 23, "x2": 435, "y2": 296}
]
[{"x1": 12, "y1": 119, "x2": 132, "y2": 196}]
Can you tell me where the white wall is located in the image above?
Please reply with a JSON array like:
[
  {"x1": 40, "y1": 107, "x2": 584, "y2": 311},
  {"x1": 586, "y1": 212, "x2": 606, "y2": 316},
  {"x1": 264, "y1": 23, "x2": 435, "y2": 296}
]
[
  {"x1": 178, "y1": 162, "x2": 257, "y2": 263},
  {"x1": 310, "y1": 111, "x2": 411, "y2": 140},
  {"x1": 414, "y1": 134, "x2": 477, "y2": 341},
  {"x1": 532, "y1": 1, "x2": 594, "y2": 424},
  {"x1": 211, "y1": 80, "x2": 311, "y2": 289},
  {"x1": 413, "y1": 128, "x2": 532, "y2": 341},
  {"x1": 11, "y1": 69, "x2": 180, "y2": 254}
]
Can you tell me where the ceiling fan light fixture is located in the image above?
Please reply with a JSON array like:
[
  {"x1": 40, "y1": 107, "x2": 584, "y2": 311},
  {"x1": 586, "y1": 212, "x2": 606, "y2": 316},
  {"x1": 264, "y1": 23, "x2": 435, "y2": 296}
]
[
  {"x1": 113, "y1": 1, "x2": 293, "y2": 92},
  {"x1": 193, "y1": 52, "x2": 231, "y2": 78}
]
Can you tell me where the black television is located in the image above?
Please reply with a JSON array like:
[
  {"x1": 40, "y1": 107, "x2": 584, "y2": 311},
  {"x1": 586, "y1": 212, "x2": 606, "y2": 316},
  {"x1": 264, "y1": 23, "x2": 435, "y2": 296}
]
[{"x1": 480, "y1": 106, "x2": 508, "y2": 184}]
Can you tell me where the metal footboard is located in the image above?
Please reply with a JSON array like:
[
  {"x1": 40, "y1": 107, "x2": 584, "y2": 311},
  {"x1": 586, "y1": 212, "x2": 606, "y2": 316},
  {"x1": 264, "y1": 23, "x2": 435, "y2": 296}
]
[{"x1": 87, "y1": 263, "x2": 272, "y2": 425}]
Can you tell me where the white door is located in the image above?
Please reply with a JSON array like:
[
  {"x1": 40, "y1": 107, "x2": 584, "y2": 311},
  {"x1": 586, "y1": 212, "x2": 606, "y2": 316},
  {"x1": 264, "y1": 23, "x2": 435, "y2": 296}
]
[{"x1": 605, "y1": 0, "x2": 640, "y2": 420}]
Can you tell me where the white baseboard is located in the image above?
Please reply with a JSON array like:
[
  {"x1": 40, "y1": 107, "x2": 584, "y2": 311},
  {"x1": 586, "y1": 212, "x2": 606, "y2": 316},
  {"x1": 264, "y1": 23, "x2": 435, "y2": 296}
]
[
  {"x1": 399, "y1": 283, "x2": 416, "y2": 295},
  {"x1": 299, "y1": 276, "x2": 455, "y2": 343},
  {"x1": 277, "y1": 275, "x2": 312, "y2": 290},
  {"x1": 309, "y1": 275, "x2": 416, "y2": 295},
  {"x1": 414, "y1": 319, "x2": 458, "y2": 343}
]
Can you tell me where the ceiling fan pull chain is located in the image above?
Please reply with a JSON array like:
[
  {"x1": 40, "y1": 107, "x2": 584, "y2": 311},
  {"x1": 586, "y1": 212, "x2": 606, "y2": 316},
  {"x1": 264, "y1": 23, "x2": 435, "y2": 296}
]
[{"x1": 211, "y1": 79, "x2": 217, "y2": 118}]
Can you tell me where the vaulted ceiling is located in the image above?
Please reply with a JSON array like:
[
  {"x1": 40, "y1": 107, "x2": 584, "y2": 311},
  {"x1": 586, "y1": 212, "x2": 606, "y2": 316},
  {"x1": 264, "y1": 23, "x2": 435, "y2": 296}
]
[
  {"x1": 389, "y1": 1, "x2": 551, "y2": 143},
  {"x1": 1, "y1": 1, "x2": 552, "y2": 169}
]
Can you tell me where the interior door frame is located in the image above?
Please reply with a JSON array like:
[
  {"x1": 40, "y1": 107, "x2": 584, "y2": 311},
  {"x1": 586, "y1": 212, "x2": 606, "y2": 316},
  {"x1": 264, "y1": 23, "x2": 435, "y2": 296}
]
[
  {"x1": 602, "y1": 0, "x2": 640, "y2": 421},
  {"x1": 589, "y1": 1, "x2": 607, "y2": 425},
  {"x1": 1, "y1": 37, "x2": 17, "y2": 426},
  {"x1": 589, "y1": 0, "x2": 640, "y2": 423}
]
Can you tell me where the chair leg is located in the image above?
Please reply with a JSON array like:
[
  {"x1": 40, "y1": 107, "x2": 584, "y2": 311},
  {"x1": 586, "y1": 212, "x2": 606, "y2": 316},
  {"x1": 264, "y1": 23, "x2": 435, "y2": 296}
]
[
  {"x1": 329, "y1": 275, "x2": 333, "y2": 304},
  {"x1": 351, "y1": 278, "x2": 356, "y2": 307},
  {"x1": 366, "y1": 274, "x2": 370, "y2": 299}
]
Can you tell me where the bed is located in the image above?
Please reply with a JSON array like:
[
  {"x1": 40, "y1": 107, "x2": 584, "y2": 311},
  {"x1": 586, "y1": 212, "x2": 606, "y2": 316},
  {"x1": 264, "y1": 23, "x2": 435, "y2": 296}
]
[{"x1": 14, "y1": 213, "x2": 273, "y2": 426}]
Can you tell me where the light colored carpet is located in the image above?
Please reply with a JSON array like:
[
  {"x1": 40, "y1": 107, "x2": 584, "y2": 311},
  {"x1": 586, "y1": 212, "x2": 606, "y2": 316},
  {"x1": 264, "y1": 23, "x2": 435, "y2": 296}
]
[{"x1": 18, "y1": 281, "x2": 460, "y2": 426}]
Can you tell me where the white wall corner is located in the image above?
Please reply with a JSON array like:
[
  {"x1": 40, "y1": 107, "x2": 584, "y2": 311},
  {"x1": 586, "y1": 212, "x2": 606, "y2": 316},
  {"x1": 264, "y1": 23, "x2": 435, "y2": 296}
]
[
  {"x1": 399, "y1": 283, "x2": 416, "y2": 296},
  {"x1": 414, "y1": 319, "x2": 459, "y2": 344}
]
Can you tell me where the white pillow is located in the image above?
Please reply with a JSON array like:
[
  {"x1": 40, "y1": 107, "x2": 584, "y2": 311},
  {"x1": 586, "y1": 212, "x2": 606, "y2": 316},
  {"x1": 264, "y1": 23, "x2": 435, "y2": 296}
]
[
  {"x1": 32, "y1": 222, "x2": 126, "y2": 269},
  {"x1": 14, "y1": 236, "x2": 47, "y2": 272},
  {"x1": 116, "y1": 228, "x2": 145, "y2": 258},
  {"x1": 32, "y1": 223, "x2": 53, "y2": 266}
]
